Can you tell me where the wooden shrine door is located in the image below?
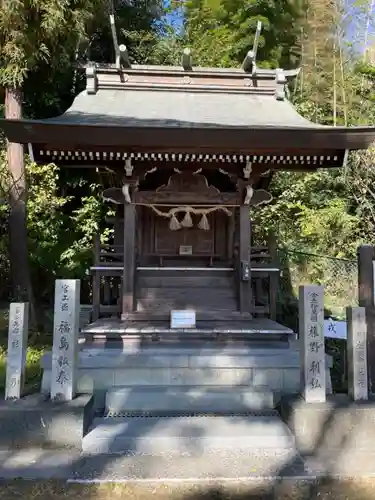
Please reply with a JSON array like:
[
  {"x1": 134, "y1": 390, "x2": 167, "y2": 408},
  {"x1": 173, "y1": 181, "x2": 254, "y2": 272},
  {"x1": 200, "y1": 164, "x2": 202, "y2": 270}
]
[{"x1": 147, "y1": 210, "x2": 229, "y2": 265}]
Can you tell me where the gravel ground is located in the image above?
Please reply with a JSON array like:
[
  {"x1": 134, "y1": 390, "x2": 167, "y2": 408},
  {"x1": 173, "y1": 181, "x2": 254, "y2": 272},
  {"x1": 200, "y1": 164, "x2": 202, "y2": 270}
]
[
  {"x1": 1, "y1": 479, "x2": 375, "y2": 500},
  {"x1": 0, "y1": 448, "x2": 308, "y2": 480}
]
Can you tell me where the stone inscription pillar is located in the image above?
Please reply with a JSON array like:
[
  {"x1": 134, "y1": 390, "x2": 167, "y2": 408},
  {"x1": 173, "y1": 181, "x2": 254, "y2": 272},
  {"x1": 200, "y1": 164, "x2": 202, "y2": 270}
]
[
  {"x1": 299, "y1": 285, "x2": 326, "y2": 403},
  {"x1": 347, "y1": 306, "x2": 368, "y2": 401},
  {"x1": 50, "y1": 279, "x2": 80, "y2": 401},
  {"x1": 5, "y1": 303, "x2": 29, "y2": 399}
]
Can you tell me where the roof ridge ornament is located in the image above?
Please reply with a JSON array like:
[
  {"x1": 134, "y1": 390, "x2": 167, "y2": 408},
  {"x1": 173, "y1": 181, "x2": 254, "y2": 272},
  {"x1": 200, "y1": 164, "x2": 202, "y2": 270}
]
[
  {"x1": 182, "y1": 48, "x2": 193, "y2": 71},
  {"x1": 86, "y1": 64, "x2": 97, "y2": 94},
  {"x1": 109, "y1": 13, "x2": 131, "y2": 70},
  {"x1": 275, "y1": 68, "x2": 286, "y2": 101},
  {"x1": 243, "y1": 20, "x2": 262, "y2": 75}
]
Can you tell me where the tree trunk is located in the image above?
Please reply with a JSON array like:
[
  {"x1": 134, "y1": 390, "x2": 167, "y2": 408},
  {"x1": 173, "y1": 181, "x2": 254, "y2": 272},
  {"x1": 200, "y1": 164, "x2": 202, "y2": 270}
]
[{"x1": 5, "y1": 87, "x2": 36, "y2": 321}]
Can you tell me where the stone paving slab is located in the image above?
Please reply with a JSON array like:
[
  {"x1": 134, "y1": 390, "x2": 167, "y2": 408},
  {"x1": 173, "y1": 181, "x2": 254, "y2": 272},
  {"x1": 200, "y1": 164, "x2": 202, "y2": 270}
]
[
  {"x1": 0, "y1": 449, "x2": 80, "y2": 479},
  {"x1": 72, "y1": 450, "x2": 308, "y2": 481},
  {"x1": 83, "y1": 415, "x2": 294, "y2": 455},
  {"x1": 2, "y1": 447, "x2": 375, "y2": 481},
  {"x1": 0, "y1": 448, "x2": 309, "y2": 481}
]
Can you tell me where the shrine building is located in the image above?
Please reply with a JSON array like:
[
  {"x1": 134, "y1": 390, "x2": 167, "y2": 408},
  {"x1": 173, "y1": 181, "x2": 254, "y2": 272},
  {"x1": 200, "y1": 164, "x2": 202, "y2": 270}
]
[{"x1": 2, "y1": 42, "x2": 375, "y2": 412}]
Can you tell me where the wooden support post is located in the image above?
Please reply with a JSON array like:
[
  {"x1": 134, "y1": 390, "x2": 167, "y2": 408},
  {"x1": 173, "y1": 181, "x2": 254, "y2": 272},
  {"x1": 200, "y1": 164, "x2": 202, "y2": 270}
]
[
  {"x1": 227, "y1": 213, "x2": 234, "y2": 260},
  {"x1": 357, "y1": 244, "x2": 375, "y2": 393},
  {"x1": 114, "y1": 207, "x2": 124, "y2": 248},
  {"x1": 92, "y1": 234, "x2": 101, "y2": 321},
  {"x1": 122, "y1": 204, "x2": 136, "y2": 316},
  {"x1": 358, "y1": 244, "x2": 375, "y2": 307},
  {"x1": 239, "y1": 206, "x2": 252, "y2": 314},
  {"x1": 269, "y1": 229, "x2": 278, "y2": 321}
]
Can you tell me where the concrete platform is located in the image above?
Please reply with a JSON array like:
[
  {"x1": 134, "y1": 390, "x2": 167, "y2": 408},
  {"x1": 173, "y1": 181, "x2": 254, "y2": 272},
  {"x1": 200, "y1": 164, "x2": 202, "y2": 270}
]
[
  {"x1": 82, "y1": 414, "x2": 296, "y2": 456},
  {"x1": 40, "y1": 344, "x2": 333, "y2": 410},
  {"x1": 82, "y1": 317, "x2": 294, "y2": 336}
]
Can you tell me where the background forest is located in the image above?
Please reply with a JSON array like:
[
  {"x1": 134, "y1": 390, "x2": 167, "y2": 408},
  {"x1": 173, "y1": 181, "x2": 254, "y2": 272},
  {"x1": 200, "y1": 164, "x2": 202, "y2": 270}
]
[{"x1": 1, "y1": 0, "x2": 375, "y2": 329}]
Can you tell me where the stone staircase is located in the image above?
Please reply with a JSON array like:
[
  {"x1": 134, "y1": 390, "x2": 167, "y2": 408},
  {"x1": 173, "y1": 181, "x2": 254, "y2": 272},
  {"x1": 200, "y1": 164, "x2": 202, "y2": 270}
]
[
  {"x1": 82, "y1": 412, "x2": 296, "y2": 457},
  {"x1": 77, "y1": 343, "x2": 300, "y2": 459},
  {"x1": 105, "y1": 385, "x2": 275, "y2": 414}
]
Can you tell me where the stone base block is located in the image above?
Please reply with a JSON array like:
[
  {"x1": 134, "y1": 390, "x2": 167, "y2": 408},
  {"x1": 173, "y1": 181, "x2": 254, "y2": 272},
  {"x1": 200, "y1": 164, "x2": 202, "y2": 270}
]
[
  {"x1": 40, "y1": 345, "x2": 333, "y2": 402},
  {"x1": 279, "y1": 394, "x2": 375, "y2": 456},
  {"x1": 105, "y1": 386, "x2": 276, "y2": 413},
  {"x1": 83, "y1": 415, "x2": 295, "y2": 456},
  {"x1": 0, "y1": 394, "x2": 94, "y2": 450}
]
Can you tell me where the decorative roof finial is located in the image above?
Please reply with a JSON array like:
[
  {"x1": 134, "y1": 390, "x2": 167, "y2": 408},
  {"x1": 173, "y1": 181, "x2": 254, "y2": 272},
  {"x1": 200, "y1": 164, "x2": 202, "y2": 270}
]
[
  {"x1": 243, "y1": 20, "x2": 262, "y2": 75},
  {"x1": 109, "y1": 14, "x2": 131, "y2": 70},
  {"x1": 182, "y1": 48, "x2": 193, "y2": 71}
]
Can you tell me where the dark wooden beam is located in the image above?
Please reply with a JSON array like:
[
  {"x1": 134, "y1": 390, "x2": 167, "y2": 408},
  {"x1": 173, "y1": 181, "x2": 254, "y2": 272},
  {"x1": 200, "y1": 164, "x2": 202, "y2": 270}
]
[
  {"x1": 92, "y1": 234, "x2": 101, "y2": 321},
  {"x1": 358, "y1": 245, "x2": 375, "y2": 307},
  {"x1": 134, "y1": 191, "x2": 241, "y2": 206},
  {"x1": 239, "y1": 206, "x2": 252, "y2": 314},
  {"x1": 2, "y1": 119, "x2": 374, "y2": 154}
]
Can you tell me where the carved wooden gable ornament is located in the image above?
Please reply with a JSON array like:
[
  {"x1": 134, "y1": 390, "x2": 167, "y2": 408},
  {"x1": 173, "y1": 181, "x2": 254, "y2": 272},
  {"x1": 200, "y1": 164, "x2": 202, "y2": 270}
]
[{"x1": 136, "y1": 171, "x2": 241, "y2": 205}]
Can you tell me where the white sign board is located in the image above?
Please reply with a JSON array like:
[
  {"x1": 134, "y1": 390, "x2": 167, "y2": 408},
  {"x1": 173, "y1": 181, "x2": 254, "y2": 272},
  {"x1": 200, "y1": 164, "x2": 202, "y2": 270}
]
[
  {"x1": 171, "y1": 310, "x2": 196, "y2": 329},
  {"x1": 324, "y1": 319, "x2": 347, "y2": 340},
  {"x1": 179, "y1": 245, "x2": 192, "y2": 255}
]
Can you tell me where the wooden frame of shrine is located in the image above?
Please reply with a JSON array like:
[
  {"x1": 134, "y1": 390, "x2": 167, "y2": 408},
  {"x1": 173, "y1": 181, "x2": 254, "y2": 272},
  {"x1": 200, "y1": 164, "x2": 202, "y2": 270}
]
[{"x1": 2, "y1": 33, "x2": 375, "y2": 331}]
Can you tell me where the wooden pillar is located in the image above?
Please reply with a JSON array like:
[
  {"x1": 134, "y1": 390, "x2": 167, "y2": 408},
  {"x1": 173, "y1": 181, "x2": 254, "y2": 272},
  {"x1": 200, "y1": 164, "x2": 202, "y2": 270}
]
[
  {"x1": 92, "y1": 234, "x2": 101, "y2": 321},
  {"x1": 239, "y1": 206, "x2": 252, "y2": 314},
  {"x1": 122, "y1": 204, "x2": 136, "y2": 317},
  {"x1": 269, "y1": 229, "x2": 278, "y2": 321},
  {"x1": 227, "y1": 212, "x2": 235, "y2": 261},
  {"x1": 114, "y1": 206, "x2": 124, "y2": 249},
  {"x1": 357, "y1": 244, "x2": 375, "y2": 393},
  {"x1": 358, "y1": 244, "x2": 375, "y2": 307}
]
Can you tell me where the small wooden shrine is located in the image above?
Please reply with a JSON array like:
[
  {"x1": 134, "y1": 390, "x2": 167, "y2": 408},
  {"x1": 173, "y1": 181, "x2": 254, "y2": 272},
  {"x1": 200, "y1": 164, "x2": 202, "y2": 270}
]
[{"x1": 2, "y1": 36, "x2": 375, "y2": 338}]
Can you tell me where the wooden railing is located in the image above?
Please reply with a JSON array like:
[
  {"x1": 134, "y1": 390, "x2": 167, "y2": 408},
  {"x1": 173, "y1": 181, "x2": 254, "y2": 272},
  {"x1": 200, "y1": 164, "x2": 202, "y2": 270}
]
[{"x1": 89, "y1": 236, "x2": 281, "y2": 321}]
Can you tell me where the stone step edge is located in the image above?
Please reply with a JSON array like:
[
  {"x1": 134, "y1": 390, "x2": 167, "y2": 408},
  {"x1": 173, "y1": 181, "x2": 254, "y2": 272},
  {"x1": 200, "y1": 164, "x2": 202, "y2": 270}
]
[
  {"x1": 82, "y1": 441, "x2": 296, "y2": 455},
  {"x1": 105, "y1": 386, "x2": 276, "y2": 412},
  {"x1": 103, "y1": 409, "x2": 280, "y2": 418},
  {"x1": 106, "y1": 385, "x2": 274, "y2": 394}
]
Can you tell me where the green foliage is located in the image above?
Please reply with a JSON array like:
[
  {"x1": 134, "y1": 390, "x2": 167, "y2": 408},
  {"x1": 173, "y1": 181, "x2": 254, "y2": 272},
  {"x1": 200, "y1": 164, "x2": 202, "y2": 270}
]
[
  {"x1": 256, "y1": 168, "x2": 361, "y2": 259},
  {"x1": 0, "y1": 151, "x2": 112, "y2": 304},
  {"x1": 182, "y1": 0, "x2": 307, "y2": 67},
  {"x1": 0, "y1": 0, "x2": 108, "y2": 88}
]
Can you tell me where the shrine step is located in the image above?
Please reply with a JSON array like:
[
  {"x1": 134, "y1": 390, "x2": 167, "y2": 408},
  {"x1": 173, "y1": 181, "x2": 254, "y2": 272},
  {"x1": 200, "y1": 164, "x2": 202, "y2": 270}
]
[
  {"x1": 137, "y1": 275, "x2": 234, "y2": 289},
  {"x1": 137, "y1": 288, "x2": 236, "y2": 300},
  {"x1": 82, "y1": 317, "x2": 294, "y2": 336},
  {"x1": 136, "y1": 297, "x2": 238, "y2": 312},
  {"x1": 105, "y1": 386, "x2": 276, "y2": 414},
  {"x1": 82, "y1": 414, "x2": 295, "y2": 456}
]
